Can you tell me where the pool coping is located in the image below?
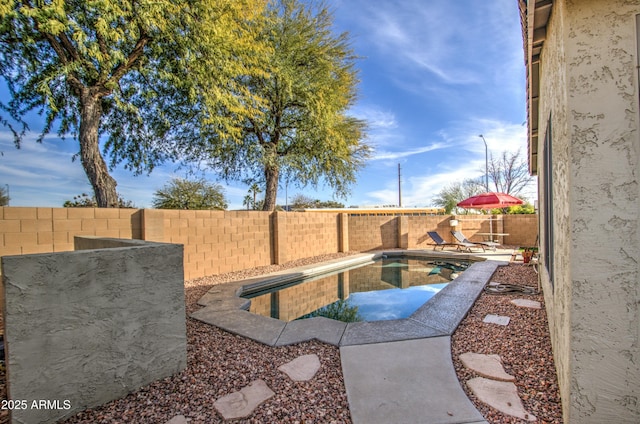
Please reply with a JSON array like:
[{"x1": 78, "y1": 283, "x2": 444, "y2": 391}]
[{"x1": 190, "y1": 250, "x2": 508, "y2": 347}]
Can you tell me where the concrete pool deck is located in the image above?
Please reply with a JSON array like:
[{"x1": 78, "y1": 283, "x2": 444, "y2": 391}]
[{"x1": 191, "y1": 248, "x2": 515, "y2": 424}]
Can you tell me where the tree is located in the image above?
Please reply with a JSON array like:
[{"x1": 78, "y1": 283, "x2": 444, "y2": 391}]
[
  {"x1": 487, "y1": 149, "x2": 533, "y2": 195},
  {"x1": 0, "y1": 185, "x2": 8, "y2": 206},
  {"x1": 290, "y1": 193, "x2": 344, "y2": 209},
  {"x1": 200, "y1": 0, "x2": 371, "y2": 211},
  {"x1": 433, "y1": 149, "x2": 534, "y2": 213},
  {"x1": 242, "y1": 183, "x2": 263, "y2": 210},
  {"x1": 317, "y1": 200, "x2": 345, "y2": 208},
  {"x1": 248, "y1": 183, "x2": 263, "y2": 210},
  {"x1": 0, "y1": 0, "x2": 267, "y2": 207},
  {"x1": 432, "y1": 179, "x2": 484, "y2": 214},
  {"x1": 63, "y1": 192, "x2": 134, "y2": 208},
  {"x1": 299, "y1": 299, "x2": 362, "y2": 323},
  {"x1": 290, "y1": 194, "x2": 316, "y2": 209},
  {"x1": 152, "y1": 178, "x2": 227, "y2": 210},
  {"x1": 242, "y1": 194, "x2": 254, "y2": 210}
]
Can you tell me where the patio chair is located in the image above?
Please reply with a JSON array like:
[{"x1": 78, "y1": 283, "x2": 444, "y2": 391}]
[
  {"x1": 427, "y1": 231, "x2": 476, "y2": 252},
  {"x1": 451, "y1": 230, "x2": 499, "y2": 251}
]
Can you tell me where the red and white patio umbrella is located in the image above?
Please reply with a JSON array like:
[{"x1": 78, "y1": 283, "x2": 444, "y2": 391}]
[
  {"x1": 457, "y1": 192, "x2": 524, "y2": 240},
  {"x1": 456, "y1": 192, "x2": 524, "y2": 210}
]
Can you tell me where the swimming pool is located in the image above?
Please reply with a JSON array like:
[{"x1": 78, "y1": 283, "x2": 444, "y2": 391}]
[{"x1": 241, "y1": 256, "x2": 470, "y2": 322}]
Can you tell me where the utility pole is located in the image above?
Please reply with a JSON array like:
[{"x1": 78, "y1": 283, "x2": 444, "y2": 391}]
[{"x1": 398, "y1": 163, "x2": 402, "y2": 207}]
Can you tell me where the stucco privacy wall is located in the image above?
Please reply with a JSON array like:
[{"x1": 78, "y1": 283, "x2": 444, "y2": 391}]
[
  {"x1": 1, "y1": 237, "x2": 186, "y2": 424},
  {"x1": 0, "y1": 207, "x2": 538, "y2": 280},
  {"x1": 537, "y1": 0, "x2": 640, "y2": 422}
]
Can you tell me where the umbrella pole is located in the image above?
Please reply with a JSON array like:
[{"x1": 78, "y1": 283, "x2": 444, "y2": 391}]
[{"x1": 489, "y1": 214, "x2": 493, "y2": 242}]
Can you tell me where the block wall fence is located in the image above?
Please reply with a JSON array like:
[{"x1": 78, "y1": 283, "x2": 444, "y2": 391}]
[{"x1": 0, "y1": 207, "x2": 538, "y2": 280}]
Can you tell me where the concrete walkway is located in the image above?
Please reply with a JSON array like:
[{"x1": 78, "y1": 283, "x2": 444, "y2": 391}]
[
  {"x1": 192, "y1": 248, "x2": 517, "y2": 424},
  {"x1": 341, "y1": 337, "x2": 487, "y2": 424}
]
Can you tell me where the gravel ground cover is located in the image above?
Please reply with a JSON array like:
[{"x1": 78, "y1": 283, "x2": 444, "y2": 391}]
[
  {"x1": 0, "y1": 253, "x2": 562, "y2": 423},
  {"x1": 452, "y1": 263, "x2": 563, "y2": 423}
]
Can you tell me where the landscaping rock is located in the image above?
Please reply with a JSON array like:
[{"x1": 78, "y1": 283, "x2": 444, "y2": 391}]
[
  {"x1": 467, "y1": 377, "x2": 537, "y2": 422},
  {"x1": 483, "y1": 314, "x2": 510, "y2": 326},
  {"x1": 165, "y1": 415, "x2": 188, "y2": 424},
  {"x1": 278, "y1": 354, "x2": 321, "y2": 381},
  {"x1": 511, "y1": 298, "x2": 542, "y2": 309},
  {"x1": 459, "y1": 352, "x2": 515, "y2": 382},
  {"x1": 213, "y1": 379, "x2": 275, "y2": 420}
]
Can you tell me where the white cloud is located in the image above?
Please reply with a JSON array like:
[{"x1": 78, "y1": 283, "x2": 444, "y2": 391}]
[
  {"x1": 0, "y1": 0, "x2": 532, "y2": 210},
  {"x1": 351, "y1": 105, "x2": 398, "y2": 130},
  {"x1": 357, "y1": 117, "x2": 536, "y2": 208},
  {"x1": 460, "y1": 119, "x2": 528, "y2": 157},
  {"x1": 0, "y1": 132, "x2": 90, "y2": 205},
  {"x1": 349, "y1": 1, "x2": 489, "y2": 86},
  {"x1": 372, "y1": 142, "x2": 445, "y2": 161}
]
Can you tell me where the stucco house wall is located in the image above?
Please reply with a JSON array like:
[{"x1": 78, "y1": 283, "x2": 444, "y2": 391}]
[
  {"x1": 532, "y1": 0, "x2": 640, "y2": 422},
  {"x1": 536, "y1": 0, "x2": 572, "y2": 414}
]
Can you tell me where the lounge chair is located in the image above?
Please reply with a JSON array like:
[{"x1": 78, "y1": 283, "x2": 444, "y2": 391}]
[
  {"x1": 427, "y1": 231, "x2": 476, "y2": 252},
  {"x1": 451, "y1": 230, "x2": 499, "y2": 251}
]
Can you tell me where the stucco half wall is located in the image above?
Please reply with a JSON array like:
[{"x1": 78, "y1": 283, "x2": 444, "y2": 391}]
[{"x1": 1, "y1": 237, "x2": 186, "y2": 424}]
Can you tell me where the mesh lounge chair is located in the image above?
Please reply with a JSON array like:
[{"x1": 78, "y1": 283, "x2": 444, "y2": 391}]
[
  {"x1": 451, "y1": 230, "x2": 499, "y2": 251},
  {"x1": 427, "y1": 231, "x2": 476, "y2": 252}
]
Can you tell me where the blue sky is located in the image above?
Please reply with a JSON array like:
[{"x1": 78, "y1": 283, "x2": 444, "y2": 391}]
[{"x1": 0, "y1": 0, "x2": 535, "y2": 209}]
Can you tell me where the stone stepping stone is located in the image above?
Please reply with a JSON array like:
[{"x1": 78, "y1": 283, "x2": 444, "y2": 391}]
[
  {"x1": 467, "y1": 377, "x2": 537, "y2": 422},
  {"x1": 213, "y1": 379, "x2": 275, "y2": 420},
  {"x1": 483, "y1": 314, "x2": 510, "y2": 326},
  {"x1": 511, "y1": 298, "x2": 541, "y2": 309},
  {"x1": 459, "y1": 352, "x2": 515, "y2": 382},
  {"x1": 278, "y1": 354, "x2": 321, "y2": 381},
  {"x1": 165, "y1": 415, "x2": 188, "y2": 424}
]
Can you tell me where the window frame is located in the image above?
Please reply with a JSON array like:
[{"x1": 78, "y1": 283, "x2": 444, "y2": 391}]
[{"x1": 542, "y1": 115, "x2": 554, "y2": 288}]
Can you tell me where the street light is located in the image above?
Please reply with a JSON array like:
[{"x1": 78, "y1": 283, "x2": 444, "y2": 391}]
[
  {"x1": 479, "y1": 135, "x2": 493, "y2": 240},
  {"x1": 478, "y1": 135, "x2": 489, "y2": 192}
]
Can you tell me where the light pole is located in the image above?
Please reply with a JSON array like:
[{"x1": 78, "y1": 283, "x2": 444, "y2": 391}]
[
  {"x1": 478, "y1": 135, "x2": 493, "y2": 240},
  {"x1": 478, "y1": 135, "x2": 489, "y2": 192}
]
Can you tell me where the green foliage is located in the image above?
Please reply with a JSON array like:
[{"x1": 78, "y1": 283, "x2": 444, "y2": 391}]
[
  {"x1": 290, "y1": 193, "x2": 344, "y2": 209},
  {"x1": 317, "y1": 200, "x2": 345, "y2": 209},
  {"x1": 504, "y1": 202, "x2": 535, "y2": 214},
  {"x1": 0, "y1": 185, "x2": 8, "y2": 206},
  {"x1": 242, "y1": 195, "x2": 254, "y2": 210},
  {"x1": 243, "y1": 183, "x2": 263, "y2": 210},
  {"x1": 299, "y1": 299, "x2": 362, "y2": 323},
  {"x1": 152, "y1": 178, "x2": 227, "y2": 210},
  {"x1": 433, "y1": 149, "x2": 535, "y2": 213},
  {"x1": 432, "y1": 179, "x2": 484, "y2": 214},
  {"x1": 63, "y1": 193, "x2": 135, "y2": 208},
  {"x1": 198, "y1": 0, "x2": 371, "y2": 211},
  {"x1": 0, "y1": 0, "x2": 269, "y2": 206}
]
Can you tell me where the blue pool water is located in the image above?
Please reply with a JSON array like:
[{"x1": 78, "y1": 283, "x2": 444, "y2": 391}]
[
  {"x1": 343, "y1": 282, "x2": 449, "y2": 321},
  {"x1": 242, "y1": 256, "x2": 470, "y2": 323}
]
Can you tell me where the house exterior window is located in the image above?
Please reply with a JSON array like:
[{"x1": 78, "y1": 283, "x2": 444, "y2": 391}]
[
  {"x1": 542, "y1": 115, "x2": 554, "y2": 288},
  {"x1": 637, "y1": 15, "x2": 640, "y2": 110}
]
